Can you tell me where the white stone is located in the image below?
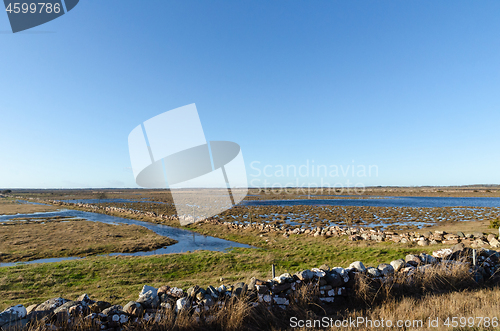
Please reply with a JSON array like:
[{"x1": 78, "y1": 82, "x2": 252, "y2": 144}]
[
  {"x1": 140, "y1": 285, "x2": 158, "y2": 296},
  {"x1": 4, "y1": 305, "x2": 26, "y2": 319},
  {"x1": 311, "y1": 268, "x2": 326, "y2": 278},
  {"x1": 349, "y1": 261, "x2": 366, "y2": 272},
  {"x1": 331, "y1": 267, "x2": 349, "y2": 282},
  {"x1": 175, "y1": 298, "x2": 189, "y2": 313},
  {"x1": 169, "y1": 287, "x2": 184, "y2": 297},
  {"x1": 432, "y1": 248, "x2": 453, "y2": 258}
]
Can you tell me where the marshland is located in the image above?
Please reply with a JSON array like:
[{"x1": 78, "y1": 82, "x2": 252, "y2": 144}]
[{"x1": 2, "y1": 187, "x2": 500, "y2": 330}]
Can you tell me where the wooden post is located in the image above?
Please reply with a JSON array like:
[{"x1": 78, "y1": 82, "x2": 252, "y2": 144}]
[
  {"x1": 272, "y1": 264, "x2": 275, "y2": 279},
  {"x1": 473, "y1": 249, "x2": 476, "y2": 266}
]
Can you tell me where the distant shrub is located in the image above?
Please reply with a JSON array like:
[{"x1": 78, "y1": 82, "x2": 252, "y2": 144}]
[{"x1": 490, "y1": 219, "x2": 500, "y2": 229}]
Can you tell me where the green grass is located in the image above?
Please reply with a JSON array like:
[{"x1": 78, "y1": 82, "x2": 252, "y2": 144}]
[
  {"x1": 490, "y1": 218, "x2": 500, "y2": 229},
  {"x1": 0, "y1": 225, "x2": 441, "y2": 310}
]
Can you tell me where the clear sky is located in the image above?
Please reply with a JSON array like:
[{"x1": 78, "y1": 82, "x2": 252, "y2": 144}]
[{"x1": 1, "y1": 0, "x2": 499, "y2": 189}]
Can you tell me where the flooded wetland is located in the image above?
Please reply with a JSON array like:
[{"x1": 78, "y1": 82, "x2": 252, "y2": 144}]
[{"x1": 1, "y1": 187, "x2": 500, "y2": 324}]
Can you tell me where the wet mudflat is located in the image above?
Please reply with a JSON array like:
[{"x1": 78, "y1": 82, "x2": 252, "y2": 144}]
[
  {"x1": 0, "y1": 216, "x2": 176, "y2": 263},
  {"x1": 0, "y1": 209, "x2": 252, "y2": 266},
  {"x1": 218, "y1": 202, "x2": 500, "y2": 231}
]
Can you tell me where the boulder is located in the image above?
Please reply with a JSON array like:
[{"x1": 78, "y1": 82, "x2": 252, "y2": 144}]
[
  {"x1": 377, "y1": 263, "x2": 394, "y2": 276},
  {"x1": 444, "y1": 234, "x2": 459, "y2": 240},
  {"x1": 319, "y1": 264, "x2": 330, "y2": 272},
  {"x1": 405, "y1": 254, "x2": 421, "y2": 265},
  {"x1": 274, "y1": 273, "x2": 292, "y2": 284},
  {"x1": 390, "y1": 259, "x2": 406, "y2": 272},
  {"x1": 140, "y1": 285, "x2": 158, "y2": 296},
  {"x1": 167, "y1": 287, "x2": 184, "y2": 298},
  {"x1": 295, "y1": 269, "x2": 314, "y2": 281},
  {"x1": 0, "y1": 305, "x2": 27, "y2": 327},
  {"x1": 196, "y1": 288, "x2": 207, "y2": 301},
  {"x1": 366, "y1": 267, "x2": 381, "y2": 277},
  {"x1": 206, "y1": 285, "x2": 219, "y2": 299},
  {"x1": 25, "y1": 304, "x2": 38, "y2": 315},
  {"x1": 271, "y1": 282, "x2": 292, "y2": 294},
  {"x1": 417, "y1": 239, "x2": 429, "y2": 246},
  {"x1": 472, "y1": 239, "x2": 489, "y2": 248},
  {"x1": 53, "y1": 301, "x2": 80, "y2": 314},
  {"x1": 422, "y1": 231, "x2": 432, "y2": 238},
  {"x1": 473, "y1": 232, "x2": 485, "y2": 240},
  {"x1": 101, "y1": 305, "x2": 123, "y2": 315},
  {"x1": 349, "y1": 261, "x2": 366, "y2": 272},
  {"x1": 400, "y1": 266, "x2": 416, "y2": 274},
  {"x1": 90, "y1": 301, "x2": 111, "y2": 313},
  {"x1": 123, "y1": 301, "x2": 143, "y2": 317},
  {"x1": 324, "y1": 272, "x2": 343, "y2": 287},
  {"x1": 1, "y1": 317, "x2": 28, "y2": 330},
  {"x1": 451, "y1": 243, "x2": 465, "y2": 253},
  {"x1": 106, "y1": 311, "x2": 128, "y2": 327},
  {"x1": 201, "y1": 295, "x2": 214, "y2": 307},
  {"x1": 217, "y1": 284, "x2": 228, "y2": 294},
  {"x1": 35, "y1": 298, "x2": 68, "y2": 312},
  {"x1": 68, "y1": 304, "x2": 87, "y2": 317},
  {"x1": 331, "y1": 267, "x2": 349, "y2": 283},
  {"x1": 311, "y1": 268, "x2": 326, "y2": 278},
  {"x1": 77, "y1": 294, "x2": 94, "y2": 307},
  {"x1": 233, "y1": 282, "x2": 247, "y2": 296},
  {"x1": 186, "y1": 286, "x2": 200, "y2": 298},
  {"x1": 175, "y1": 297, "x2": 190, "y2": 313},
  {"x1": 419, "y1": 253, "x2": 437, "y2": 264},
  {"x1": 157, "y1": 286, "x2": 170, "y2": 297},
  {"x1": 488, "y1": 237, "x2": 500, "y2": 248},
  {"x1": 247, "y1": 278, "x2": 257, "y2": 292},
  {"x1": 138, "y1": 285, "x2": 159, "y2": 309}
]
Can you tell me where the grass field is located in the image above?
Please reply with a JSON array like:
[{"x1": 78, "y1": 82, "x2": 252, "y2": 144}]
[
  {"x1": 0, "y1": 198, "x2": 57, "y2": 215},
  {"x1": 0, "y1": 218, "x2": 176, "y2": 263},
  {"x1": 0, "y1": 222, "x2": 444, "y2": 310}
]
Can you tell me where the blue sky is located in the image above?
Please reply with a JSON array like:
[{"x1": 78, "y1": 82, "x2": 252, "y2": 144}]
[{"x1": 1, "y1": 0, "x2": 499, "y2": 189}]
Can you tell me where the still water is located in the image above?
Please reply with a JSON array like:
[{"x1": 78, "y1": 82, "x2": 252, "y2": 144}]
[
  {"x1": 0, "y1": 209, "x2": 252, "y2": 267},
  {"x1": 241, "y1": 197, "x2": 500, "y2": 208}
]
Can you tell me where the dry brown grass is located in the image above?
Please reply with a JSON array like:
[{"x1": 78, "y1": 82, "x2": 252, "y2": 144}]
[
  {"x1": 24, "y1": 283, "x2": 500, "y2": 331},
  {"x1": 25, "y1": 295, "x2": 281, "y2": 331},
  {"x1": 0, "y1": 199, "x2": 57, "y2": 215},
  {"x1": 335, "y1": 285, "x2": 500, "y2": 331},
  {"x1": 353, "y1": 260, "x2": 476, "y2": 306}
]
